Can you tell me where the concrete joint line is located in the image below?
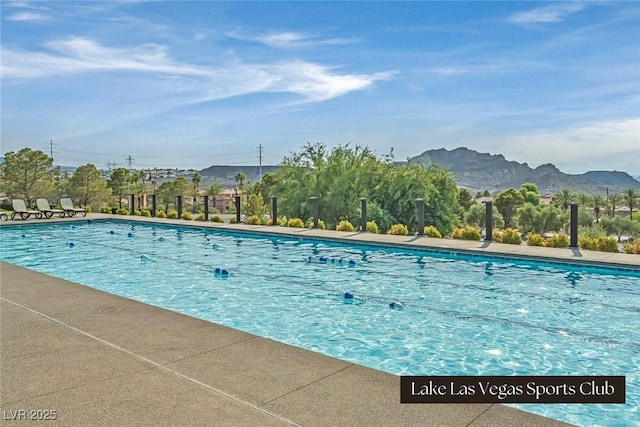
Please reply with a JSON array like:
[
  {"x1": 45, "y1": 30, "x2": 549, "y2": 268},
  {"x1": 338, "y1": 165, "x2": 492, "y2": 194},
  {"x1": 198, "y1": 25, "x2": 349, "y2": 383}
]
[{"x1": 1, "y1": 297, "x2": 299, "y2": 426}]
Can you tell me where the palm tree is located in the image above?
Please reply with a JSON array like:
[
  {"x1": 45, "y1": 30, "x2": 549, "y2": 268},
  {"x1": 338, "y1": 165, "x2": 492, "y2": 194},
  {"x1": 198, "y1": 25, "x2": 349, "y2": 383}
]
[
  {"x1": 608, "y1": 193, "x2": 621, "y2": 217},
  {"x1": 552, "y1": 188, "x2": 575, "y2": 211},
  {"x1": 591, "y1": 194, "x2": 605, "y2": 223},
  {"x1": 206, "y1": 183, "x2": 223, "y2": 212},
  {"x1": 234, "y1": 171, "x2": 247, "y2": 189},
  {"x1": 622, "y1": 187, "x2": 640, "y2": 220},
  {"x1": 575, "y1": 192, "x2": 592, "y2": 208}
]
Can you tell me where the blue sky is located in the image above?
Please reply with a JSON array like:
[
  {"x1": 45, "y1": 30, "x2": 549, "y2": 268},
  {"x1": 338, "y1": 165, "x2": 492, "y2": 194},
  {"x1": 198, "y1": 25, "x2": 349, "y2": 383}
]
[{"x1": 1, "y1": 1, "x2": 639, "y2": 175}]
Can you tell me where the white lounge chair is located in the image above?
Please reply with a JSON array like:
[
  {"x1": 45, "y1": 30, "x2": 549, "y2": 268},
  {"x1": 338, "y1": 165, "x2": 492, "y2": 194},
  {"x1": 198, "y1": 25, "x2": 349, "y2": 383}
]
[
  {"x1": 60, "y1": 198, "x2": 87, "y2": 217},
  {"x1": 36, "y1": 198, "x2": 66, "y2": 219},
  {"x1": 11, "y1": 199, "x2": 43, "y2": 220}
]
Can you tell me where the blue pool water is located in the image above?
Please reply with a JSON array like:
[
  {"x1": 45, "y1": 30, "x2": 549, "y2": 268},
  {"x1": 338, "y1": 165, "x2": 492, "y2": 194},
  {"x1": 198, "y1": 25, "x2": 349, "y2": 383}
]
[{"x1": 2, "y1": 220, "x2": 639, "y2": 426}]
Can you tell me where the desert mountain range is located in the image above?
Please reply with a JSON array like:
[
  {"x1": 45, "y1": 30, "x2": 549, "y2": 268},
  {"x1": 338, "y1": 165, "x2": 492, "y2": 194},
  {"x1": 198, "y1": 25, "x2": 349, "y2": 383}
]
[{"x1": 199, "y1": 147, "x2": 640, "y2": 195}]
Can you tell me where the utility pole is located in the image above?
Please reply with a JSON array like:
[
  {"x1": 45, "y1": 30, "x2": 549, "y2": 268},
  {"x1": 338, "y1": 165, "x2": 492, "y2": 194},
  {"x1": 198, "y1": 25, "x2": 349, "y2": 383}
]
[
  {"x1": 47, "y1": 140, "x2": 56, "y2": 162},
  {"x1": 258, "y1": 144, "x2": 263, "y2": 180},
  {"x1": 126, "y1": 155, "x2": 135, "y2": 170}
]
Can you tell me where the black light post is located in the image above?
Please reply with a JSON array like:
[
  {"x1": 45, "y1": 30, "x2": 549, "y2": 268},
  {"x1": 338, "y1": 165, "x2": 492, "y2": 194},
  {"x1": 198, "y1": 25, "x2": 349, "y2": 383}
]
[
  {"x1": 150, "y1": 194, "x2": 156, "y2": 217},
  {"x1": 570, "y1": 202, "x2": 578, "y2": 248},
  {"x1": 129, "y1": 194, "x2": 135, "y2": 215},
  {"x1": 484, "y1": 200, "x2": 493, "y2": 241},
  {"x1": 415, "y1": 198, "x2": 425, "y2": 236},
  {"x1": 310, "y1": 197, "x2": 319, "y2": 229},
  {"x1": 271, "y1": 196, "x2": 278, "y2": 226},
  {"x1": 358, "y1": 197, "x2": 367, "y2": 232},
  {"x1": 176, "y1": 195, "x2": 182, "y2": 218},
  {"x1": 235, "y1": 196, "x2": 241, "y2": 223},
  {"x1": 203, "y1": 195, "x2": 209, "y2": 221}
]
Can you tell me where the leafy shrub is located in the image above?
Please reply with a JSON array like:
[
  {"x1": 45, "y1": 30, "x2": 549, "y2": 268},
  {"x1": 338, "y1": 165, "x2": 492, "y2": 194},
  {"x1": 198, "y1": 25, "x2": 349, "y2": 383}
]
[
  {"x1": 195, "y1": 213, "x2": 206, "y2": 221},
  {"x1": 366, "y1": 220, "x2": 379, "y2": 234},
  {"x1": 166, "y1": 209, "x2": 178, "y2": 219},
  {"x1": 247, "y1": 215, "x2": 261, "y2": 225},
  {"x1": 181, "y1": 211, "x2": 193, "y2": 220},
  {"x1": 134, "y1": 209, "x2": 142, "y2": 216},
  {"x1": 116, "y1": 208, "x2": 129, "y2": 215},
  {"x1": 277, "y1": 217, "x2": 288, "y2": 226},
  {"x1": 229, "y1": 216, "x2": 237, "y2": 224},
  {"x1": 544, "y1": 234, "x2": 569, "y2": 248},
  {"x1": 336, "y1": 220, "x2": 355, "y2": 232},
  {"x1": 287, "y1": 218, "x2": 304, "y2": 228},
  {"x1": 596, "y1": 237, "x2": 619, "y2": 253},
  {"x1": 99, "y1": 205, "x2": 111, "y2": 214},
  {"x1": 387, "y1": 223, "x2": 409, "y2": 236},
  {"x1": 578, "y1": 236, "x2": 598, "y2": 251},
  {"x1": 141, "y1": 209, "x2": 151, "y2": 217},
  {"x1": 157, "y1": 210, "x2": 166, "y2": 218},
  {"x1": 452, "y1": 226, "x2": 481, "y2": 241},
  {"x1": 211, "y1": 215, "x2": 224, "y2": 223},
  {"x1": 623, "y1": 241, "x2": 640, "y2": 254},
  {"x1": 579, "y1": 225, "x2": 606, "y2": 239},
  {"x1": 423, "y1": 225, "x2": 442, "y2": 238},
  {"x1": 84, "y1": 205, "x2": 92, "y2": 213},
  {"x1": 261, "y1": 217, "x2": 270, "y2": 225},
  {"x1": 307, "y1": 219, "x2": 327, "y2": 229},
  {"x1": 526, "y1": 233, "x2": 545, "y2": 246},
  {"x1": 494, "y1": 228, "x2": 521, "y2": 245},
  {"x1": 580, "y1": 236, "x2": 619, "y2": 253}
]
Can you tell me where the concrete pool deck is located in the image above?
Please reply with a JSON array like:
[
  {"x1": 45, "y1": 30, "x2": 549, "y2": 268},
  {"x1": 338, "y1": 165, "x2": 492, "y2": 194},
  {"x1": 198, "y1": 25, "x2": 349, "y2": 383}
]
[{"x1": 2, "y1": 213, "x2": 637, "y2": 425}]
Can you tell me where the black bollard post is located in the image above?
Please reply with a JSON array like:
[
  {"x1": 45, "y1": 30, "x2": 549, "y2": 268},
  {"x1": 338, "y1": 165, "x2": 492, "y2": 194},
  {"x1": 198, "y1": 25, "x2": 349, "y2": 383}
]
[
  {"x1": 150, "y1": 194, "x2": 156, "y2": 217},
  {"x1": 271, "y1": 196, "x2": 278, "y2": 226},
  {"x1": 235, "y1": 196, "x2": 241, "y2": 223},
  {"x1": 203, "y1": 195, "x2": 209, "y2": 221},
  {"x1": 129, "y1": 194, "x2": 135, "y2": 215},
  {"x1": 570, "y1": 202, "x2": 578, "y2": 248},
  {"x1": 177, "y1": 195, "x2": 182, "y2": 219},
  {"x1": 415, "y1": 198, "x2": 425, "y2": 236},
  {"x1": 358, "y1": 197, "x2": 367, "y2": 232},
  {"x1": 310, "y1": 197, "x2": 319, "y2": 229},
  {"x1": 484, "y1": 200, "x2": 493, "y2": 241}
]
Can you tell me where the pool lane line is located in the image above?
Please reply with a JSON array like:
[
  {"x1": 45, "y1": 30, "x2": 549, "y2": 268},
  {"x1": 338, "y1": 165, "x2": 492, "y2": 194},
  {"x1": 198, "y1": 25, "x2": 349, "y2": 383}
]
[{"x1": 1, "y1": 297, "x2": 300, "y2": 426}]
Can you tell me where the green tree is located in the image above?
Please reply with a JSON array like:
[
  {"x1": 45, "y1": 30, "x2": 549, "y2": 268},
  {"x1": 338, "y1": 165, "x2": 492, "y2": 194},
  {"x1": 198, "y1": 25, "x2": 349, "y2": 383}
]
[
  {"x1": 601, "y1": 216, "x2": 640, "y2": 242},
  {"x1": 457, "y1": 188, "x2": 475, "y2": 219},
  {"x1": 243, "y1": 193, "x2": 267, "y2": 218},
  {"x1": 108, "y1": 168, "x2": 131, "y2": 208},
  {"x1": 0, "y1": 148, "x2": 56, "y2": 205},
  {"x1": 192, "y1": 171, "x2": 202, "y2": 196},
  {"x1": 577, "y1": 207, "x2": 595, "y2": 228},
  {"x1": 235, "y1": 171, "x2": 248, "y2": 189},
  {"x1": 463, "y1": 203, "x2": 504, "y2": 230},
  {"x1": 253, "y1": 172, "x2": 279, "y2": 210},
  {"x1": 574, "y1": 192, "x2": 592, "y2": 209},
  {"x1": 519, "y1": 183, "x2": 541, "y2": 206},
  {"x1": 67, "y1": 164, "x2": 112, "y2": 207},
  {"x1": 206, "y1": 183, "x2": 223, "y2": 212},
  {"x1": 516, "y1": 203, "x2": 563, "y2": 234},
  {"x1": 155, "y1": 177, "x2": 191, "y2": 210},
  {"x1": 622, "y1": 187, "x2": 639, "y2": 219},
  {"x1": 591, "y1": 194, "x2": 605, "y2": 223},
  {"x1": 273, "y1": 143, "x2": 460, "y2": 234},
  {"x1": 552, "y1": 188, "x2": 575, "y2": 211},
  {"x1": 494, "y1": 188, "x2": 524, "y2": 229},
  {"x1": 607, "y1": 193, "x2": 622, "y2": 217}
]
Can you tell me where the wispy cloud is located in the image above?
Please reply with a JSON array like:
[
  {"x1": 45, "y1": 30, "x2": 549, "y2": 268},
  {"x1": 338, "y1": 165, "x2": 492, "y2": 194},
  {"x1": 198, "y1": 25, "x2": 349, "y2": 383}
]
[
  {"x1": 1, "y1": 37, "x2": 394, "y2": 104},
  {"x1": 228, "y1": 30, "x2": 357, "y2": 49},
  {"x1": 5, "y1": 11, "x2": 49, "y2": 22},
  {"x1": 508, "y1": 3, "x2": 586, "y2": 24}
]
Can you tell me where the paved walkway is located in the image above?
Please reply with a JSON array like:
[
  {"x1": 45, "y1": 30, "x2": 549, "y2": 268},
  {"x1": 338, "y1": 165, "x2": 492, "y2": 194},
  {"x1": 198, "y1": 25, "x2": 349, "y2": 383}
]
[{"x1": 3, "y1": 213, "x2": 633, "y2": 426}]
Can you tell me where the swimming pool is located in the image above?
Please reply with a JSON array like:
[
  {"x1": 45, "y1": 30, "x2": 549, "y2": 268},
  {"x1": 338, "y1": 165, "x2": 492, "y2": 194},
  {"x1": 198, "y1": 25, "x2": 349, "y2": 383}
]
[{"x1": 2, "y1": 220, "x2": 639, "y2": 426}]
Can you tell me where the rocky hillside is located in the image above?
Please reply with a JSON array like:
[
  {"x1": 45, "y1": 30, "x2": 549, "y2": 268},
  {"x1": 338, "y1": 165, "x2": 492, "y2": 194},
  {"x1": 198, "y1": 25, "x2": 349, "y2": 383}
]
[{"x1": 408, "y1": 147, "x2": 640, "y2": 194}]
